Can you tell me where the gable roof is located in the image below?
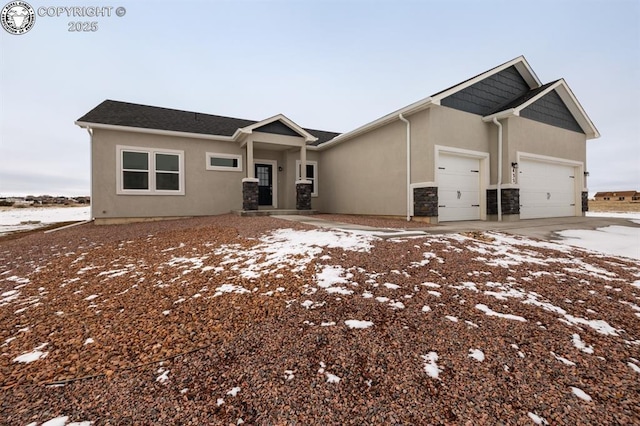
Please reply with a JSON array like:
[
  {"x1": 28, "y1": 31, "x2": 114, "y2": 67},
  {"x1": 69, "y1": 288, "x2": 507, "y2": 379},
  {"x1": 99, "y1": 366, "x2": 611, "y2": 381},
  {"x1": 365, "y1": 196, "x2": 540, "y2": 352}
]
[
  {"x1": 317, "y1": 56, "x2": 544, "y2": 150},
  {"x1": 76, "y1": 100, "x2": 340, "y2": 144},
  {"x1": 430, "y1": 55, "x2": 541, "y2": 103},
  {"x1": 482, "y1": 79, "x2": 600, "y2": 138}
]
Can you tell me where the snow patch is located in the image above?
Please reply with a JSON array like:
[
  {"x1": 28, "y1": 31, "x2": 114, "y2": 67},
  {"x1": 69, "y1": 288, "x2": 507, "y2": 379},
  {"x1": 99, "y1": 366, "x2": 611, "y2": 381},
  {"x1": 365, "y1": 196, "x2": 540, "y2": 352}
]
[
  {"x1": 527, "y1": 412, "x2": 548, "y2": 425},
  {"x1": 345, "y1": 320, "x2": 373, "y2": 329},
  {"x1": 469, "y1": 349, "x2": 485, "y2": 362},
  {"x1": 570, "y1": 386, "x2": 592, "y2": 402},
  {"x1": 13, "y1": 349, "x2": 48, "y2": 363},
  {"x1": 422, "y1": 352, "x2": 442, "y2": 379},
  {"x1": 475, "y1": 304, "x2": 526, "y2": 322},
  {"x1": 572, "y1": 334, "x2": 594, "y2": 354}
]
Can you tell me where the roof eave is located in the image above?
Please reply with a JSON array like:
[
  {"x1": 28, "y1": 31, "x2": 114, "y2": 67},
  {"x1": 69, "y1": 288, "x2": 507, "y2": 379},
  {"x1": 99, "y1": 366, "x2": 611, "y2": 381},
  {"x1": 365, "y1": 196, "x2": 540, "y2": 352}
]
[
  {"x1": 74, "y1": 121, "x2": 237, "y2": 142},
  {"x1": 316, "y1": 97, "x2": 434, "y2": 150},
  {"x1": 239, "y1": 114, "x2": 319, "y2": 143},
  {"x1": 431, "y1": 56, "x2": 542, "y2": 104}
]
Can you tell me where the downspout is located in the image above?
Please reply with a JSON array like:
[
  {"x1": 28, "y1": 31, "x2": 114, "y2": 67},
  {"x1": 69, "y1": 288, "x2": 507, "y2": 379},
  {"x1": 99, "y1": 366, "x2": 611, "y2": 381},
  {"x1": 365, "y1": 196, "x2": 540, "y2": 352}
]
[
  {"x1": 86, "y1": 127, "x2": 94, "y2": 220},
  {"x1": 491, "y1": 118, "x2": 503, "y2": 221},
  {"x1": 399, "y1": 113, "x2": 411, "y2": 221}
]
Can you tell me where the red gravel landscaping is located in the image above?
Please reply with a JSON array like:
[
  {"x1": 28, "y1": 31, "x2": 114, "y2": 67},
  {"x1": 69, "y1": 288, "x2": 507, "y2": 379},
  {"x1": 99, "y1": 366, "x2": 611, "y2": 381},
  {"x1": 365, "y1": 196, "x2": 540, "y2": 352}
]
[{"x1": 1, "y1": 214, "x2": 639, "y2": 425}]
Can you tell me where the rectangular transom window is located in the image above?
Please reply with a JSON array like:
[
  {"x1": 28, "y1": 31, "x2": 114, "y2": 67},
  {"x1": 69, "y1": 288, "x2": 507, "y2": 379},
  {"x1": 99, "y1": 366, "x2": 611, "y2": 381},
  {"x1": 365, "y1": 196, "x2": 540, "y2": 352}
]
[
  {"x1": 296, "y1": 160, "x2": 318, "y2": 197},
  {"x1": 206, "y1": 153, "x2": 243, "y2": 171},
  {"x1": 117, "y1": 146, "x2": 184, "y2": 195}
]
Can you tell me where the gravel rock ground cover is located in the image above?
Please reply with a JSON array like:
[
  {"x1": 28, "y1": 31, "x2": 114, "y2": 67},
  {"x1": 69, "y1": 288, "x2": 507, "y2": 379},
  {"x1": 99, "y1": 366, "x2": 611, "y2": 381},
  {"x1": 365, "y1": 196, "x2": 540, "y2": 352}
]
[{"x1": 1, "y1": 214, "x2": 639, "y2": 425}]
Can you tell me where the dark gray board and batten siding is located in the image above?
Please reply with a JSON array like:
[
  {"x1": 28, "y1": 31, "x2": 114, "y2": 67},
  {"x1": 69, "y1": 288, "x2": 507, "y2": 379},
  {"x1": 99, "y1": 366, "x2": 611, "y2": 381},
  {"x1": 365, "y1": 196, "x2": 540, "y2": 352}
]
[
  {"x1": 520, "y1": 90, "x2": 583, "y2": 133},
  {"x1": 440, "y1": 66, "x2": 530, "y2": 116},
  {"x1": 440, "y1": 66, "x2": 585, "y2": 134}
]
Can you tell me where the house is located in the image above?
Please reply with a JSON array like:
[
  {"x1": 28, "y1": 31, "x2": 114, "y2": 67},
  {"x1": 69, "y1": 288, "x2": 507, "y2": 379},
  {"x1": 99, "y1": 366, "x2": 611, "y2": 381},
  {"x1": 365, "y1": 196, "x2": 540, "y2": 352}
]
[
  {"x1": 76, "y1": 56, "x2": 599, "y2": 224},
  {"x1": 594, "y1": 191, "x2": 640, "y2": 202}
]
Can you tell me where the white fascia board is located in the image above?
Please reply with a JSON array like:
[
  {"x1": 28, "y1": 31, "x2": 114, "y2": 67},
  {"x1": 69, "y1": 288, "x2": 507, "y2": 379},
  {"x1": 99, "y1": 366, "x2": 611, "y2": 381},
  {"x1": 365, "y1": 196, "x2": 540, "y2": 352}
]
[
  {"x1": 431, "y1": 56, "x2": 541, "y2": 104},
  {"x1": 551, "y1": 80, "x2": 600, "y2": 139},
  {"x1": 513, "y1": 58, "x2": 542, "y2": 88},
  {"x1": 481, "y1": 109, "x2": 517, "y2": 122},
  {"x1": 316, "y1": 97, "x2": 434, "y2": 151},
  {"x1": 239, "y1": 113, "x2": 318, "y2": 143},
  {"x1": 74, "y1": 121, "x2": 237, "y2": 142},
  {"x1": 509, "y1": 80, "x2": 600, "y2": 139}
]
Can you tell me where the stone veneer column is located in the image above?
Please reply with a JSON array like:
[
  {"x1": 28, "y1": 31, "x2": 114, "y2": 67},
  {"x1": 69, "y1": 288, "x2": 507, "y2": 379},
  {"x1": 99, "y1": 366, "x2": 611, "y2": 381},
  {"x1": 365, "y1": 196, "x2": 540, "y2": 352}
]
[
  {"x1": 582, "y1": 191, "x2": 588, "y2": 213},
  {"x1": 413, "y1": 187, "x2": 438, "y2": 217},
  {"x1": 296, "y1": 180, "x2": 312, "y2": 210},
  {"x1": 242, "y1": 178, "x2": 259, "y2": 211},
  {"x1": 487, "y1": 188, "x2": 520, "y2": 216}
]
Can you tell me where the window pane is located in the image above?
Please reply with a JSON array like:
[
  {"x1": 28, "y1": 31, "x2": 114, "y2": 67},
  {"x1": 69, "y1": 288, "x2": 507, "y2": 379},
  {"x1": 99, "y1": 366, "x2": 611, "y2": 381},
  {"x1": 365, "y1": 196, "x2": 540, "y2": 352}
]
[
  {"x1": 306, "y1": 164, "x2": 314, "y2": 177},
  {"x1": 210, "y1": 157, "x2": 238, "y2": 168},
  {"x1": 123, "y1": 151, "x2": 148, "y2": 170},
  {"x1": 156, "y1": 154, "x2": 179, "y2": 171},
  {"x1": 156, "y1": 172, "x2": 179, "y2": 190},
  {"x1": 123, "y1": 171, "x2": 149, "y2": 189}
]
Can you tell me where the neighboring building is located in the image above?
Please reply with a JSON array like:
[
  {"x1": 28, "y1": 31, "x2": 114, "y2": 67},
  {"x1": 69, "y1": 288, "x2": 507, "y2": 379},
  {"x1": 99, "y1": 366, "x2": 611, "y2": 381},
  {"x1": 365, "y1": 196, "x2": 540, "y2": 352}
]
[
  {"x1": 76, "y1": 56, "x2": 599, "y2": 224},
  {"x1": 594, "y1": 191, "x2": 640, "y2": 202}
]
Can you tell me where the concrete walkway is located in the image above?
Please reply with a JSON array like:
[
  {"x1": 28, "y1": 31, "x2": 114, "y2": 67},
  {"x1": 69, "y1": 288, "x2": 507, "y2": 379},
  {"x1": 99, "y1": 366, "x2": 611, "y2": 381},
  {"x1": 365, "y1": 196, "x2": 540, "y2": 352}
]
[{"x1": 273, "y1": 214, "x2": 640, "y2": 241}]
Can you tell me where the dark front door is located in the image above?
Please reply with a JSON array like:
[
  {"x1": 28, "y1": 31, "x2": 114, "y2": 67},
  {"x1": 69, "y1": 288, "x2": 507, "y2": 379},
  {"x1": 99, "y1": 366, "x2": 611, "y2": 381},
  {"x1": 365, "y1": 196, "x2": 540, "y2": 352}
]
[{"x1": 255, "y1": 164, "x2": 273, "y2": 206}]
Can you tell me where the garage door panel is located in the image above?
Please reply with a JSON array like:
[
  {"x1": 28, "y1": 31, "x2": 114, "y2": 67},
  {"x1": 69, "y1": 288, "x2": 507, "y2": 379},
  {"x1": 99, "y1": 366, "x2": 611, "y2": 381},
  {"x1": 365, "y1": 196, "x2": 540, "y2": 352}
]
[
  {"x1": 520, "y1": 159, "x2": 576, "y2": 219},
  {"x1": 437, "y1": 154, "x2": 481, "y2": 222}
]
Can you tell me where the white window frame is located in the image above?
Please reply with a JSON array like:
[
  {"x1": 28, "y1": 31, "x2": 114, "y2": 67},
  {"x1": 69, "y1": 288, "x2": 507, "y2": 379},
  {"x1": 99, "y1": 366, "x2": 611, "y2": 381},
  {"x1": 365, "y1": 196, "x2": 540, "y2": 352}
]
[
  {"x1": 296, "y1": 160, "x2": 318, "y2": 197},
  {"x1": 116, "y1": 145, "x2": 185, "y2": 195},
  {"x1": 206, "y1": 152, "x2": 243, "y2": 171}
]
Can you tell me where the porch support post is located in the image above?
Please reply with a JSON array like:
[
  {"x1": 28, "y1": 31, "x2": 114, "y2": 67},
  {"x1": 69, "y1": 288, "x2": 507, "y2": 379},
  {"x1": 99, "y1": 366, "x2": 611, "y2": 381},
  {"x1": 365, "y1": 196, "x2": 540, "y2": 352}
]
[
  {"x1": 246, "y1": 139, "x2": 255, "y2": 179},
  {"x1": 242, "y1": 138, "x2": 259, "y2": 210},
  {"x1": 300, "y1": 144, "x2": 307, "y2": 180},
  {"x1": 296, "y1": 144, "x2": 312, "y2": 210}
]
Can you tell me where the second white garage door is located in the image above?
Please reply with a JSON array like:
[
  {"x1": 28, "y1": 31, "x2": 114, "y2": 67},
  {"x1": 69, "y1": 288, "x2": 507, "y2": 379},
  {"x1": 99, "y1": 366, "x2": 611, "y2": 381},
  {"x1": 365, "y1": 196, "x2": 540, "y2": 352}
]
[
  {"x1": 519, "y1": 159, "x2": 577, "y2": 219},
  {"x1": 437, "y1": 154, "x2": 481, "y2": 222}
]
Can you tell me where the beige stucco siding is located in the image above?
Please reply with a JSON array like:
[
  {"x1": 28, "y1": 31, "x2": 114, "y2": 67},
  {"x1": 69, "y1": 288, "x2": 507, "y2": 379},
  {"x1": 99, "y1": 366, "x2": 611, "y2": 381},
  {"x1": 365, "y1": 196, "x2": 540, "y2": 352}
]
[
  {"x1": 317, "y1": 120, "x2": 407, "y2": 215},
  {"x1": 505, "y1": 116, "x2": 586, "y2": 165},
  {"x1": 91, "y1": 129, "x2": 244, "y2": 219},
  {"x1": 428, "y1": 106, "x2": 495, "y2": 181}
]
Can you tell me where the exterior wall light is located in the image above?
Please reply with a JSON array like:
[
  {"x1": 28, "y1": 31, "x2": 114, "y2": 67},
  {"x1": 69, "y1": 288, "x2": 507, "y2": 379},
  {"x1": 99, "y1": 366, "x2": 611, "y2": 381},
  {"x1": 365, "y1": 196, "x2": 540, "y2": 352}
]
[{"x1": 584, "y1": 171, "x2": 590, "y2": 177}]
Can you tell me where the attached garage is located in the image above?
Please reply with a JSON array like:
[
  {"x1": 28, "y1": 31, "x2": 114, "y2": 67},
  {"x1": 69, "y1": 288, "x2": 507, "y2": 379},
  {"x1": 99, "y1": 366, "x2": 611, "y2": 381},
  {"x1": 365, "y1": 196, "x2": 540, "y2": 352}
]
[
  {"x1": 437, "y1": 153, "x2": 482, "y2": 222},
  {"x1": 519, "y1": 158, "x2": 579, "y2": 219}
]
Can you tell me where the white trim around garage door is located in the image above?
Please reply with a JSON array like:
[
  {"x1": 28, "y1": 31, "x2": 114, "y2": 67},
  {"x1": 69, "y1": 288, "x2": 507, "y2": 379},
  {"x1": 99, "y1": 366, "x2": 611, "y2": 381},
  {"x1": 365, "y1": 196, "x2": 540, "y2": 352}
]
[
  {"x1": 435, "y1": 145, "x2": 490, "y2": 221},
  {"x1": 517, "y1": 152, "x2": 584, "y2": 219}
]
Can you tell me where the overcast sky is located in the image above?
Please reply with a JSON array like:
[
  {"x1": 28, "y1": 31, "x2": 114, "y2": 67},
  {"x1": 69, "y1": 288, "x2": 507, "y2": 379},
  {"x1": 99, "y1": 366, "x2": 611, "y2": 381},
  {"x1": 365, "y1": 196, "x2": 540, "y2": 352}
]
[{"x1": 1, "y1": 0, "x2": 638, "y2": 197}]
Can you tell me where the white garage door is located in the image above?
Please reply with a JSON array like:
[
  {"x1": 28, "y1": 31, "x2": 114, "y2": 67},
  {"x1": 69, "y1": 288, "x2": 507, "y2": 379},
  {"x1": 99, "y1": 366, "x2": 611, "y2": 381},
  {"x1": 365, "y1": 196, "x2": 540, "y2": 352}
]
[
  {"x1": 519, "y1": 159, "x2": 576, "y2": 219},
  {"x1": 437, "y1": 154, "x2": 481, "y2": 222}
]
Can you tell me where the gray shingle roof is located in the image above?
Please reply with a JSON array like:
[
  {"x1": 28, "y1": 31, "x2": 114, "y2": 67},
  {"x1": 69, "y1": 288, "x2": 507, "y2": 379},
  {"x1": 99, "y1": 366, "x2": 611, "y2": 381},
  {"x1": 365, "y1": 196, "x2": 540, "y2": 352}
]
[
  {"x1": 484, "y1": 80, "x2": 559, "y2": 116},
  {"x1": 77, "y1": 100, "x2": 340, "y2": 144}
]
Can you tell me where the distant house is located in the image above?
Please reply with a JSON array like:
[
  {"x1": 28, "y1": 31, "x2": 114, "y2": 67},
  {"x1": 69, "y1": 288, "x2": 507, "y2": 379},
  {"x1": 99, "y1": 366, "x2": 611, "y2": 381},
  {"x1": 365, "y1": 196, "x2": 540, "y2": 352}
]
[
  {"x1": 76, "y1": 56, "x2": 599, "y2": 224},
  {"x1": 594, "y1": 191, "x2": 640, "y2": 202}
]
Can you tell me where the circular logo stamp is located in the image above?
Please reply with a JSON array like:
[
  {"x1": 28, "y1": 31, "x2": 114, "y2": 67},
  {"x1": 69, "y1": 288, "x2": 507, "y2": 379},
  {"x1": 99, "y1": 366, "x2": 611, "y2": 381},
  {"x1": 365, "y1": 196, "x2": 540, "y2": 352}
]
[{"x1": 1, "y1": 1, "x2": 35, "y2": 35}]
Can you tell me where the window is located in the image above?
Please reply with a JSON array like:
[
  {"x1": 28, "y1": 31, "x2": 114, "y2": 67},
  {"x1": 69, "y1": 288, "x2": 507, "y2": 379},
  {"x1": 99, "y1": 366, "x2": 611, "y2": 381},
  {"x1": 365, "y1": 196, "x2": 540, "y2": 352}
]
[
  {"x1": 206, "y1": 153, "x2": 242, "y2": 171},
  {"x1": 117, "y1": 146, "x2": 184, "y2": 195},
  {"x1": 296, "y1": 160, "x2": 318, "y2": 197}
]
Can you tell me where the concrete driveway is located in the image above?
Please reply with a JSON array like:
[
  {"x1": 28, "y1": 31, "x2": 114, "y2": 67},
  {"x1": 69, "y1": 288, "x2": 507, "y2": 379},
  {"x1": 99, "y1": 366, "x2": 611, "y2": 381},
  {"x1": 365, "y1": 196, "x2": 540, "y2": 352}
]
[{"x1": 274, "y1": 215, "x2": 640, "y2": 242}]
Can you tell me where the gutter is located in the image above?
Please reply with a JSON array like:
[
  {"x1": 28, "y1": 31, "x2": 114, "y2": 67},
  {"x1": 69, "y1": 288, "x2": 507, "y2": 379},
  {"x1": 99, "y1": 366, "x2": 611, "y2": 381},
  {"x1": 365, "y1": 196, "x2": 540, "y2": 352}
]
[
  {"x1": 74, "y1": 121, "x2": 239, "y2": 142},
  {"x1": 491, "y1": 118, "x2": 503, "y2": 221},
  {"x1": 399, "y1": 113, "x2": 411, "y2": 222}
]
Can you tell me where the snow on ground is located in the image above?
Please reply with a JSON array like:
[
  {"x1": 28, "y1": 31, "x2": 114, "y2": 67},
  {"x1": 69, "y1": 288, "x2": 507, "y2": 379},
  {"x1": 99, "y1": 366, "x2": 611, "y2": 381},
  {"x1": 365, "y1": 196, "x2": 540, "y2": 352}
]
[
  {"x1": 0, "y1": 206, "x2": 90, "y2": 235},
  {"x1": 3, "y1": 212, "x2": 640, "y2": 423},
  {"x1": 556, "y1": 225, "x2": 640, "y2": 260}
]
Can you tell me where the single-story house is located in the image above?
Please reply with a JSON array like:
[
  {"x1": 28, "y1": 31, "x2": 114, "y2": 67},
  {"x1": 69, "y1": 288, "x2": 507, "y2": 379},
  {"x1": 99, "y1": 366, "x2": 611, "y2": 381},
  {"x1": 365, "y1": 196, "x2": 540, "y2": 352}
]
[
  {"x1": 76, "y1": 55, "x2": 599, "y2": 224},
  {"x1": 594, "y1": 191, "x2": 640, "y2": 202}
]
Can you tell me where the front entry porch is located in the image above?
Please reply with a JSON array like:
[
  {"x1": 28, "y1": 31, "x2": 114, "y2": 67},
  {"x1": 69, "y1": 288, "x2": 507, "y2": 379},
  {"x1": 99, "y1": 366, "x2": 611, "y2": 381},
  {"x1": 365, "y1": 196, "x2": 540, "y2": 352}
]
[{"x1": 239, "y1": 115, "x2": 317, "y2": 212}]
